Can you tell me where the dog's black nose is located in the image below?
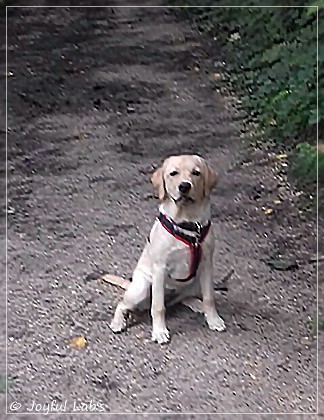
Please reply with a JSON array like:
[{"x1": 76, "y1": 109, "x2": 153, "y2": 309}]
[{"x1": 179, "y1": 182, "x2": 191, "y2": 193}]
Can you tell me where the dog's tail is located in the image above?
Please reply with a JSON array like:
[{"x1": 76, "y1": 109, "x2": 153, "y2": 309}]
[
  {"x1": 101, "y1": 274, "x2": 131, "y2": 290},
  {"x1": 99, "y1": 269, "x2": 234, "y2": 292}
]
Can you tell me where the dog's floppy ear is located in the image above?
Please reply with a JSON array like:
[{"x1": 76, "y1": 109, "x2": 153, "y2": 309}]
[
  {"x1": 151, "y1": 165, "x2": 166, "y2": 201},
  {"x1": 203, "y1": 163, "x2": 218, "y2": 197}
]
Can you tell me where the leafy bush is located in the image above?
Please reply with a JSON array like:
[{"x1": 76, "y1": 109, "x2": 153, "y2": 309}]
[
  {"x1": 169, "y1": 1, "x2": 322, "y2": 186},
  {"x1": 294, "y1": 143, "x2": 324, "y2": 182}
]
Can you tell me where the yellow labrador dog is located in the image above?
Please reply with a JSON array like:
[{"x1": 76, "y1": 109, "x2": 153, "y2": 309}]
[{"x1": 108, "y1": 155, "x2": 225, "y2": 344}]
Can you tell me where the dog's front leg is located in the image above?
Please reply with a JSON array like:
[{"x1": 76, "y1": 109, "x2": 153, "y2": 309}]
[
  {"x1": 199, "y1": 252, "x2": 226, "y2": 332},
  {"x1": 151, "y1": 265, "x2": 169, "y2": 344}
]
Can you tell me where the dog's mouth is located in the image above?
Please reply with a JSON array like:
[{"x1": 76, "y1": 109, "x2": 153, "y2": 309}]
[{"x1": 172, "y1": 194, "x2": 194, "y2": 204}]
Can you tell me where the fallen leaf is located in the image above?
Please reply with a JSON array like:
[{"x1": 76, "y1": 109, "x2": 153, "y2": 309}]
[
  {"x1": 263, "y1": 208, "x2": 273, "y2": 215},
  {"x1": 275, "y1": 153, "x2": 287, "y2": 159},
  {"x1": 69, "y1": 336, "x2": 87, "y2": 349}
]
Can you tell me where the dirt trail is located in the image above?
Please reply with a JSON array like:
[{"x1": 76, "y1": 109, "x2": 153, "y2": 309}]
[{"x1": 1, "y1": 3, "x2": 318, "y2": 416}]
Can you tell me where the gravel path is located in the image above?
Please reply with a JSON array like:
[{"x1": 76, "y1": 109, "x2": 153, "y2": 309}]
[{"x1": 0, "y1": 2, "x2": 319, "y2": 417}]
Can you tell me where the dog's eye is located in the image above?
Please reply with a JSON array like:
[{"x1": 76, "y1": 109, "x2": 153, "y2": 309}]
[
  {"x1": 192, "y1": 169, "x2": 200, "y2": 176},
  {"x1": 170, "y1": 170, "x2": 178, "y2": 176}
]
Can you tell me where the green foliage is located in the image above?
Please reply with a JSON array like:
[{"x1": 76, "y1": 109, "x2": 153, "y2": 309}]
[
  {"x1": 170, "y1": 1, "x2": 322, "y2": 184},
  {"x1": 294, "y1": 143, "x2": 324, "y2": 183},
  {"x1": 307, "y1": 0, "x2": 324, "y2": 14}
]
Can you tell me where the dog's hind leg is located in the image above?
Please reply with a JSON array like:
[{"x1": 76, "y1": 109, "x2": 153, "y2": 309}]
[{"x1": 110, "y1": 270, "x2": 151, "y2": 333}]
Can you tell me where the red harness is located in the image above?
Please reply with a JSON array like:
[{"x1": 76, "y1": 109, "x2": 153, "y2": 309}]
[{"x1": 157, "y1": 212, "x2": 211, "y2": 282}]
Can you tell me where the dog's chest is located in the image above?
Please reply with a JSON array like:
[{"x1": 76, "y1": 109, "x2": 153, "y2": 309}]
[{"x1": 165, "y1": 242, "x2": 194, "y2": 281}]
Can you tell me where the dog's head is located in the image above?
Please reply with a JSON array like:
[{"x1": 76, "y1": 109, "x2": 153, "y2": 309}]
[{"x1": 151, "y1": 155, "x2": 217, "y2": 204}]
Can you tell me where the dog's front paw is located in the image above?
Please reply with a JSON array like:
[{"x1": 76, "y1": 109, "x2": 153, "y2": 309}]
[
  {"x1": 110, "y1": 310, "x2": 127, "y2": 333},
  {"x1": 206, "y1": 314, "x2": 226, "y2": 332},
  {"x1": 152, "y1": 326, "x2": 170, "y2": 344},
  {"x1": 110, "y1": 317, "x2": 127, "y2": 333}
]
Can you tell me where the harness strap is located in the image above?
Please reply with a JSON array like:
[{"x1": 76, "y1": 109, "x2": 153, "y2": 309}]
[{"x1": 157, "y1": 212, "x2": 211, "y2": 282}]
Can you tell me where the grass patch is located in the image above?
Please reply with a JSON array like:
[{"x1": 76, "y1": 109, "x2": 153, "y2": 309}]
[{"x1": 294, "y1": 143, "x2": 324, "y2": 184}]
